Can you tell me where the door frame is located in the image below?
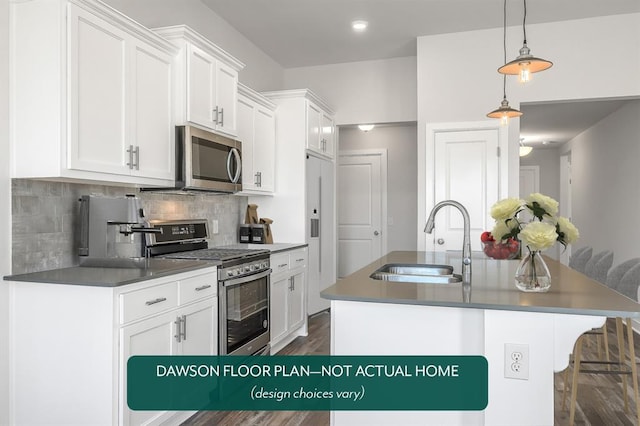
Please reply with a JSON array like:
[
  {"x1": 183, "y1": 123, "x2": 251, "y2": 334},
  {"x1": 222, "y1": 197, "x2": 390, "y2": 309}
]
[
  {"x1": 337, "y1": 149, "x2": 389, "y2": 261},
  {"x1": 419, "y1": 121, "x2": 509, "y2": 250}
]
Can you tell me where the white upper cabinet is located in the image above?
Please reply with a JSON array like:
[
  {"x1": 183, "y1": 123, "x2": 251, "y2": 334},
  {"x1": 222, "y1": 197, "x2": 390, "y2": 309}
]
[
  {"x1": 237, "y1": 83, "x2": 276, "y2": 194},
  {"x1": 307, "y1": 100, "x2": 335, "y2": 159},
  {"x1": 10, "y1": 0, "x2": 177, "y2": 185},
  {"x1": 263, "y1": 89, "x2": 335, "y2": 160},
  {"x1": 154, "y1": 25, "x2": 245, "y2": 138}
]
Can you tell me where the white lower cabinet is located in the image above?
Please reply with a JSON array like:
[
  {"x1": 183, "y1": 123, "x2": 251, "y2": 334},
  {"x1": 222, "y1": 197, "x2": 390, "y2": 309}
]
[
  {"x1": 269, "y1": 247, "x2": 308, "y2": 354},
  {"x1": 8, "y1": 266, "x2": 217, "y2": 426},
  {"x1": 120, "y1": 298, "x2": 217, "y2": 426}
]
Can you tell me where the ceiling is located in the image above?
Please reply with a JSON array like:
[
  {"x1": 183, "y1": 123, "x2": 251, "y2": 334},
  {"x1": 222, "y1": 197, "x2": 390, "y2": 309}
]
[
  {"x1": 520, "y1": 99, "x2": 629, "y2": 148},
  {"x1": 201, "y1": 0, "x2": 639, "y2": 148}
]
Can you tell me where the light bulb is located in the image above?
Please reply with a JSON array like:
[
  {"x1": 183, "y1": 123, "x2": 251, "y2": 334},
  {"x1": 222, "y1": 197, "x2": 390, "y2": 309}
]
[
  {"x1": 501, "y1": 114, "x2": 509, "y2": 127},
  {"x1": 518, "y1": 62, "x2": 531, "y2": 83}
]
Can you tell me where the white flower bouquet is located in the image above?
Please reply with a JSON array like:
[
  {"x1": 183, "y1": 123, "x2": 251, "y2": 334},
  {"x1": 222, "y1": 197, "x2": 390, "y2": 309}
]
[
  {"x1": 489, "y1": 193, "x2": 579, "y2": 292},
  {"x1": 490, "y1": 193, "x2": 579, "y2": 251}
]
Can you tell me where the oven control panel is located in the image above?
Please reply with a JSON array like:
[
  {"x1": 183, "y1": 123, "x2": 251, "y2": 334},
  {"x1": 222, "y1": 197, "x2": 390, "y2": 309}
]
[{"x1": 220, "y1": 259, "x2": 270, "y2": 281}]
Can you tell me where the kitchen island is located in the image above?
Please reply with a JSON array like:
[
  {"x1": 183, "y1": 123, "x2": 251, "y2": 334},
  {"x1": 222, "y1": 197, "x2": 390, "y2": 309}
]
[{"x1": 321, "y1": 251, "x2": 640, "y2": 426}]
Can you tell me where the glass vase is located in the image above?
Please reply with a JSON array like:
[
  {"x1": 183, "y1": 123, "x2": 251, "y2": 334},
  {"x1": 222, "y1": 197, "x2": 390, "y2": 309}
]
[{"x1": 514, "y1": 249, "x2": 551, "y2": 292}]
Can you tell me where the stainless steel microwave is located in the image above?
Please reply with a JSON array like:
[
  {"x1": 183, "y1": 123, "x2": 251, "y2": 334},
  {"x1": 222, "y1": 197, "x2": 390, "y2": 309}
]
[{"x1": 175, "y1": 125, "x2": 242, "y2": 193}]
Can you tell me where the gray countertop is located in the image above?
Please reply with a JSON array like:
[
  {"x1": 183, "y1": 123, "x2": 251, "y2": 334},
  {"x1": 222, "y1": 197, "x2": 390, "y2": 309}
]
[
  {"x1": 321, "y1": 251, "x2": 640, "y2": 318},
  {"x1": 4, "y1": 258, "x2": 214, "y2": 287}
]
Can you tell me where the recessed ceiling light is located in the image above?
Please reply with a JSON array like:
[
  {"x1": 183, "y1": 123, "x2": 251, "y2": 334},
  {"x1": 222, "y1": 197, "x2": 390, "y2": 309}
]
[
  {"x1": 351, "y1": 20, "x2": 368, "y2": 32},
  {"x1": 358, "y1": 124, "x2": 375, "y2": 132}
]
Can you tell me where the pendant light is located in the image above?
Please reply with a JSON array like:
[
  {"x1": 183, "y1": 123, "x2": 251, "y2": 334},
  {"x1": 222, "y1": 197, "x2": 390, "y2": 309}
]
[
  {"x1": 519, "y1": 139, "x2": 532, "y2": 156},
  {"x1": 498, "y1": 0, "x2": 552, "y2": 83},
  {"x1": 487, "y1": 0, "x2": 522, "y2": 125}
]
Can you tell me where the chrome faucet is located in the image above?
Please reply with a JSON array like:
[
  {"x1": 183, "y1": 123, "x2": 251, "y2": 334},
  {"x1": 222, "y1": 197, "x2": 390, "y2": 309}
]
[{"x1": 424, "y1": 200, "x2": 472, "y2": 283}]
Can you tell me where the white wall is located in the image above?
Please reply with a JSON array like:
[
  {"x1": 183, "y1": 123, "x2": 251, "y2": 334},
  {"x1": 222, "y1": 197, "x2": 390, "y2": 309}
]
[
  {"x1": 563, "y1": 100, "x2": 640, "y2": 265},
  {"x1": 339, "y1": 124, "x2": 418, "y2": 251},
  {"x1": 284, "y1": 56, "x2": 417, "y2": 125},
  {"x1": 101, "y1": 0, "x2": 284, "y2": 91},
  {"x1": 1, "y1": 0, "x2": 10, "y2": 422},
  {"x1": 417, "y1": 13, "x2": 640, "y2": 244}
]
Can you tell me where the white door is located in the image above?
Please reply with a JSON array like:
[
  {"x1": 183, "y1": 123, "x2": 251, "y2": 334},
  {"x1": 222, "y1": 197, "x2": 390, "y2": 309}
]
[
  {"x1": 431, "y1": 130, "x2": 500, "y2": 252},
  {"x1": 519, "y1": 165, "x2": 540, "y2": 223},
  {"x1": 338, "y1": 150, "x2": 386, "y2": 277}
]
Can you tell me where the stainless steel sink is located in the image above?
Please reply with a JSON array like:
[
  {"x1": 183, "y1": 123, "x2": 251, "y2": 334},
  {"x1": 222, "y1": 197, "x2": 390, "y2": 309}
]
[{"x1": 369, "y1": 263, "x2": 463, "y2": 284}]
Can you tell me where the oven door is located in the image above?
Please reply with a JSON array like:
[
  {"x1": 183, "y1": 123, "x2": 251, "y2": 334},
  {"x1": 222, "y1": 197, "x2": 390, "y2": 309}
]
[{"x1": 219, "y1": 269, "x2": 270, "y2": 355}]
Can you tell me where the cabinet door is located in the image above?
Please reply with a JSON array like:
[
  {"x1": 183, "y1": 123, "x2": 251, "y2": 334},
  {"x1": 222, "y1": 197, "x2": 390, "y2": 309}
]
[
  {"x1": 306, "y1": 102, "x2": 322, "y2": 153},
  {"x1": 68, "y1": 5, "x2": 129, "y2": 175},
  {"x1": 214, "y1": 61, "x2": 239, "y2": 136},
  {"x1": 270, "y1": 275, "x2": 289, "y2": 344},
  {"x1": 131, "y1": 42, "x2": 174, "y2": 180},
  {"x1": 187, "y1": 45, "x2": 216, "y2": 129},
  {"x1": 288, "y1": 271, "x2": 305, "y2": 331},
  {"x1": 120, "y1": 311, "x2": 180, "y2": 426},
  {"x1": 321, "y1": 112, "x2": 335, "y2": 158},
  {"x1": 253, "y1": 106, "x2": 276, "y2": 192},
  {"x1": 237, "y1": 96, "x2": 256, "y2": 190},
  {"x1": 179, "y1": 298, "x2": 218, "y2": 356}
]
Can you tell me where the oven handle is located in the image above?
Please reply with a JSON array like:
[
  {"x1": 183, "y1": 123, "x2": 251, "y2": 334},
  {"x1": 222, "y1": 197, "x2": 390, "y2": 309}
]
[{"x1": 222, "y1": 269, "x2": 272, "y2": 288}]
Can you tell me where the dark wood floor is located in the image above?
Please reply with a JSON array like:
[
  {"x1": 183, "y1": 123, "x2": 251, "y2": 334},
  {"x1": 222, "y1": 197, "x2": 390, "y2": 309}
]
[{"x1": 184, "y1": 314, "x2": 640, "y2": 426}]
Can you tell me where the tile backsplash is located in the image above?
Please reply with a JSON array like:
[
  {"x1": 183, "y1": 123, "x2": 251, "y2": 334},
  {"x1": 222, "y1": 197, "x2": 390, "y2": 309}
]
[{"x1": 11, "y1": 179, "x2": 247, "y2": 274}]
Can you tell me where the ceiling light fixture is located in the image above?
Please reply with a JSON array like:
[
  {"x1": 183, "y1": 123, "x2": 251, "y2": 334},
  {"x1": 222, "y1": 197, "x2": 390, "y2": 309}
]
[
  {"x1": 519, "y1": 139, "x2": 532, "y2": 156},
  {"x1": 487, "y1": 0, "x2": 522, "y2": 126},
  {"x1": 358, "y1": 124, "x2": 375, "y2": 132},
  {"x1": 498, "y1": 0, "x2": 553, "y2": 83},
  {"x1": 351, "y1": 20, "x2": 368, "y2": 32}
]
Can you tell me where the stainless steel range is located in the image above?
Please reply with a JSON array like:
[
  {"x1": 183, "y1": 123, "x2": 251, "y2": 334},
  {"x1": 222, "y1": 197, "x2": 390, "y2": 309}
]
[{"x1": 145, "y1": 219, "x2": 271, "y2": 356}]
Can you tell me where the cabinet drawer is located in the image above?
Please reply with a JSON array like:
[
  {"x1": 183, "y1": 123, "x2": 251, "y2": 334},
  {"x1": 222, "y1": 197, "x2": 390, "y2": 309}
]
[
  {"x1": 271, "y1": 253, "x2": 290, "y2": 274},
  {"x1": 180, "y1": 272, "x2": 217, "y2": 305},
  {"x1": 290, "y1": 249, "x2": 307, "y2": 269},
  {"x1": 120, "y1": 282, "x2": 179, "y2": 324}
]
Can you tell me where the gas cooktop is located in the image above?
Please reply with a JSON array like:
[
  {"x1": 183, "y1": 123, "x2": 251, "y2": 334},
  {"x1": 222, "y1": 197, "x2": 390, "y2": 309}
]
[{"x1": 160, "y1": 247, "x2": 269, "y2": 262}]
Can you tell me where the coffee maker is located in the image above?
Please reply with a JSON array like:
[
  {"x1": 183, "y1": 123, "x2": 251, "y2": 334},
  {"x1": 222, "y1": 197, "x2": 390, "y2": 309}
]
[{"x1": 78, "y1": 194, "x2": 160, "y2": 261}]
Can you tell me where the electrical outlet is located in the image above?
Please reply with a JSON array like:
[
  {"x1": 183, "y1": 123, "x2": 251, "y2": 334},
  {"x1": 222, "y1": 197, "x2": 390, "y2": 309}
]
[
  {"x1": 504, "y1": 343, "x2": 529, "y2": 380},
  {"x1": 212, "y1": 220, "x2": 219, "y2": 235}
]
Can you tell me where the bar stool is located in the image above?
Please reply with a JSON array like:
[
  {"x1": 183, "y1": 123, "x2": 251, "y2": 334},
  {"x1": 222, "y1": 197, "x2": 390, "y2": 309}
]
[
  {"x1": 568, "y1": 246, "x2": 592, "y2": 273},
  {"x1": 563, "y1": 259, "x2": 640, "y2": 426}
]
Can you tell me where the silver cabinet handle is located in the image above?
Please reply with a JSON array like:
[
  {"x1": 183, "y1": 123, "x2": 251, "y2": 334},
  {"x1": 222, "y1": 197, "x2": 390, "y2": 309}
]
[
  {"x1": 145, "y1": 297, "x2": 167, "y2": 306},
  {"x1": 126, "y1": 145, "x2": 134, "y2": 169},
  {"x1": 180, "y1": 314, "x2": 187, "y2": 341},
  {"x1": 133, "y1": 145, "x2": 140, "y2": 170},
  {"x1": 295, "y1": 258, "x2": 304, "y2": 263},
  {"x1": 174, "y1": 316, "x2": 182, "y2": 342},
  {"x1": 195, "y1": 284, "x2": 211, "y2": 291},
  {"x1": 288, "y1": 277, "x2": 294, "y2": 291},
  {"x1": 174, "y1": 315, "x2": 187, "y2": 342},
  {"x1": 213, "y1": 106, "x2": 219, "y2": 124},
  {"x1": 278, "y1": 263, "x2": 288, "y2": 268},
  {"x1": 219, "y1": 107, "x2": 224, "y2": 126},
  {"x1": 437, "y1": 238, "x2": 445, "y2": 245}
]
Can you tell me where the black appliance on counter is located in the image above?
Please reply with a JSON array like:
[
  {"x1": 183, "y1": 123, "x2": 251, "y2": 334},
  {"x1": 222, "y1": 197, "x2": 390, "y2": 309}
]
[{"x1": 145, "y1": 219, "x2": 270, "y2": 356}]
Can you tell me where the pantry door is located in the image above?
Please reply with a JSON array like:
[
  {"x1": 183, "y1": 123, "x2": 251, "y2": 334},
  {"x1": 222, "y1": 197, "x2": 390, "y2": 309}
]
[
  {"x1": 429, "y1": 128, "x2": 501, "y2": 252},
  {"x1": 337, "y1": 150, "x2": 387, "y2": 278}
]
